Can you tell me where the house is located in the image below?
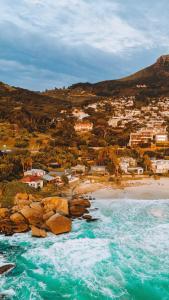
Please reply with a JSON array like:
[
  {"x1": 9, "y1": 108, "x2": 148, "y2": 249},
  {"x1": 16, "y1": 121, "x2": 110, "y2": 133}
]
[
  {"x1": 21, "y1": 176, "x2": 43, "y2": 189},
  {"x1": 24, "y1": 169, "x2": 46, "y2": 177},
  {"x1": 151, "y1": 159, "x2": 169, "y2": 174},
  {"x1": 71, "y1": 164, "x2": 86, "y2": 174},
  {"x1": 155, "y1": 134, "x2": 168, "y2": 143},
  {"x1": 108, "y1": 118, "x2": 121, "y2": 127},
  {"x1": 74, "y1": 121, "x2": 93, "y2": 132},
  {"x1": 90, "y1": 165, "x2": 108, "y2": 175},
  {"x1": 127, "y1": 167, "x2": 144, "y2": 175},
  {"x1": 120, "y1": 157, "x2": 137, "y2": 174},
  {"x1": 129, "y1": 130, "x2": 154, "y2": 147},
  {"x1": 43, "y1": 174, "x2": 57, "y2": 184}
]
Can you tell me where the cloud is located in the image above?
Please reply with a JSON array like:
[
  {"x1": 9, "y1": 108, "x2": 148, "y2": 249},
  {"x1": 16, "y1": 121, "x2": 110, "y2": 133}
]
[{"x1": 0, "y1": 0, "x2": 169, "y2": 90}]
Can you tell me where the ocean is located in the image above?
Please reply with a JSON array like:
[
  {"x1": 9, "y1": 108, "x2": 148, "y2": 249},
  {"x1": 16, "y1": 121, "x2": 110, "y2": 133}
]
[{"x1": 0, "y1": 195, "x2": 169, "y2": 299}]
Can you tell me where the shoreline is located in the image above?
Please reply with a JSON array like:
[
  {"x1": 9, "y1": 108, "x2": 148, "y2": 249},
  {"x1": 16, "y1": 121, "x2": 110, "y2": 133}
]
[{"x1": 75, "y1": 176, "x2": 169, "y2": 200}]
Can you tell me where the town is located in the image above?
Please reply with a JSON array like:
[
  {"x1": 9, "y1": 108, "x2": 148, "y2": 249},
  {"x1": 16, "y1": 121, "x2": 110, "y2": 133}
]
[{"x1": 1, "y1": 94, "x2": 169, "y2": 198}]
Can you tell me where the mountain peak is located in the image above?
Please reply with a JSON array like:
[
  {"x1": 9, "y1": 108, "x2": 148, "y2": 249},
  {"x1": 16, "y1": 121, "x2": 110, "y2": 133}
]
[{"x1": 156, "y1": 55, "x2": 169, "y2": 68}]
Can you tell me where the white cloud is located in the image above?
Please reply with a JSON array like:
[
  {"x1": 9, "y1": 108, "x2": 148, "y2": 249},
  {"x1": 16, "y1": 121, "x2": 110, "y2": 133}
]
[{"x1": 0, "y1": 0, "x2": 157, "y2": 54}]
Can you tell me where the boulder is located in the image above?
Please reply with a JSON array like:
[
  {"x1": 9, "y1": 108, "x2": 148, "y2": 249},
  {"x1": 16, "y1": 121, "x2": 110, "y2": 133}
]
[
  {"x1": 46, "y1": 214, "x2": 71, "y2": 235},
  {"x1": 43, "y1": 211, "x2": 55, "y2": 221},
  {"x1": 70, "y1": 198, "x2": 91, "y2": 208},
  {"x1": 83, "y1": 214, "x2": 92, "y2": 220},
  {"x1": 0, "y1": 208, "x2": 9, "y2": 219},
  {"x1": 42, "y1": 197, "x2": 69, "y2": 215},
  {"x1": 30, "y1": 202, "x2": 43, "y2": 214},
  {"x1": 10, "y1": 213, "x2": 25, "y2": 224},
  {"x1": 0, "y1": 220, "x2": 14, "y2": 235},
  {"x1": 69, "y1": 205, "x2": 88, "y2": 217},
  {"x1": 15, "y1": 193, "x2": 29, "y2": 202},
  {"x1": 31, "y1": 226, "x2": 47, "y2": 238},
  {"x1": 0, "y1": 264, "x2": 15, "y2": 275},
  {"x1": 20, "y1": 207, "x2": 43, "y2": 226},
  {"x1": 13, "y1": 199, "x2": 32, "y2": 210},
  {"x1": 13, "y1": 223, "x2": 29, "y2": 233}
]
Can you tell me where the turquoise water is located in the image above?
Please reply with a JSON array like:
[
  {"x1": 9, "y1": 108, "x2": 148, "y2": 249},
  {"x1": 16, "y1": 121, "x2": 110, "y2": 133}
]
[{"x1": 1, "y1": 196, "x2": 169, "y2": 299}]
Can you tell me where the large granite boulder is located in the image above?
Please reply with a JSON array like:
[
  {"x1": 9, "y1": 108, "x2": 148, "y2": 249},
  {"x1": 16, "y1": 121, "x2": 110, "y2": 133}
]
[
  {"x1": 69, "y1": 198, "x2": 91, "y2": 217},
  {"x1": 46, "y1": 213, "x2": 71, "y2": 235},
  {"x1": 42, "y1": 197, "x2": 69, "y2": 215},
  {"x1": 20, "y1": 207, "x2": 43, "y2": 226},
  {"x1": 43, "y1": 211, "x2": 55, "y2": 221},
  {"x1": 31, "y1": 226, "x2": 47, "y2": 238},
  {"x1": 10, "y1": 213, "x2": 25, "y2": 224}
]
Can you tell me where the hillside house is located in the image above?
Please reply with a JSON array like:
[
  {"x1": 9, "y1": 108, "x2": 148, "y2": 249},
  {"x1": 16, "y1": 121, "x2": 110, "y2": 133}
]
[
  {"x1": 155, "y1": 134, "x2": 168, "y2": 143},
  {"x1": 129, "y1": 130, "x2": 154, "y2": 147},
  {"x1": 24, "y1": 169, "x2": 46, "y2": 177},
  {"x1": 21, "y1": 176, "x2": 43, "y2": 189},
  {"x1": 151, "y1": 159, "x2": 169, "y2": 174},
  {"x1": 127, "y1": 167, "x2": 144, "y2": 175},
  {"x1": 90, "y1": 165, "x2": 108, "y2": 175},
  {"x1": 120, "y1": 157, "x2": 137, "y2": 174},
  {"x1": 71, "y1": 164, "x2": 86, "y2": 174}
]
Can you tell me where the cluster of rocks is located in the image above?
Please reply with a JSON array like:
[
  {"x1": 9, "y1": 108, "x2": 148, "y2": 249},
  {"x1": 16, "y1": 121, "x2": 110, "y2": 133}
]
[{"x1": 0, "y1": 193, "x2": 92, "y2": 238}]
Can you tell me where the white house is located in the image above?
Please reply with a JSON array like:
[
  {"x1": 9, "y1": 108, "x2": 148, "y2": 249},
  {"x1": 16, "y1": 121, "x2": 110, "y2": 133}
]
[
  {"x1": 127, "y1": 167, "x2": 144, "y2": 175},
  {"x1": 151, "y1": 159, "x2": 169, "y2": 174},
  {"x1": 24, "y1": 169, "x2": 46, "y2": 177},
  {"x1": 155, "y1": 134, "x2": 168, "y2": 143},
  {"x1": 21, "y1": 176, "x2": 44, "y2": 189}
]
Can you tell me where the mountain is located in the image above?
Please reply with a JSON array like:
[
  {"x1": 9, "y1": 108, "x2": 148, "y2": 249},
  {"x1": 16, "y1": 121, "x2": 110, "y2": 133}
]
[
  {"x1": 1, "y1": 54, "x2": 169, "y2": 131},
  {"x1": 65, "y1": 55, "x2": 169, "y2": 98}
]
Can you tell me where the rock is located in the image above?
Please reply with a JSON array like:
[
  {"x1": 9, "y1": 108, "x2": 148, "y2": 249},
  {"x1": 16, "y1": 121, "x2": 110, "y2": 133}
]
[
  {"x1": 30, "y1": 202, "x2": 43, "y2": 214},
  {"x1": 83, "y1": 214, "x2": 92, "y2": 220},
  {"x1": 10, "y1": 213, "x2": 25, "y2": 224},
  {"x1": 0, "y1": 264, "x2": 15, "y2": 275},
  {"x1": 69, "y1": 205, "x2": 88, "y2": 217},
  {"x1": 43, "y1": 211, "x2": 55, "y2": 221},
  {"x1": 15, "y1": 193, "x2": 29, "y2": 202},
  {"x1": 0, "y1": 208, "x2": 9, "y2": 220},
  {"x1": 0, "y1": 220, "x2": 14, "y2": 235},
  {"x1": 42, "y1": 197, "x2": 69, "y2": 215},
  {"x1": 31, "y1": 226, "x2": 47, "y2": 238},
  {"x1": 20, "y1": 207, "x2": 43, "y2": 226},
  {"x1": 86, "y1": 218, "x2": 99, "y2": 223},
  {"x1": 69, "y1": 198, "x2": 91, "y2": 218},
  {"x1": 13, "y1": 223, "x2": 29, "y2": 233},
  {"x1": 46, "y1": 214, "x2": 71, "y2": 235},
  {"x1": 70, "y1": 198, "x2": 91, "y2": 208},
  {"x1": 0, "y1": 218, "x2": 29, "y2": 234},
  {"x1": 15, "y1": 199, "x2": 32, "y2": 209}
]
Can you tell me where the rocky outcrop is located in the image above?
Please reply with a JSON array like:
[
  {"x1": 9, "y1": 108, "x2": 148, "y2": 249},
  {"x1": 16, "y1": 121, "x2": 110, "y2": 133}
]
[
  {"x1": 20, "y1": 206, "x2": 43, "y2": 226},
  {"x1": 69, "y1": 198, "x2": 91, "y2": 217},
  {"x1": 31, "y1": 226, "x2": 47, "y2": 238},
  {"x1": 0, "y1": 194, "x2": 93, "y2": 237},
  {"x1": 46, "y1": 214, "x2": 71, "y2": 235},
  {"x1": 42, "y1": 197, "x2": 69, "y2": 215},
  {"x1": 0, "y1": 264, "x2": 15, "y2": 275}
]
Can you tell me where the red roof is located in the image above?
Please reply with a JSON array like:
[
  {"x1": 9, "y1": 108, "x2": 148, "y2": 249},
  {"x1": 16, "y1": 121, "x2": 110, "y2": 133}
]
[{"x1": 21, "y1": 176, "x2": 42, "y2": 183}]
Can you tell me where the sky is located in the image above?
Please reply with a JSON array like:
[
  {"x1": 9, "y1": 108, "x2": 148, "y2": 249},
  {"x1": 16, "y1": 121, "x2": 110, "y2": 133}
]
[{"x1": 0, "y1": 0, "x2": 169, "y2": 91}]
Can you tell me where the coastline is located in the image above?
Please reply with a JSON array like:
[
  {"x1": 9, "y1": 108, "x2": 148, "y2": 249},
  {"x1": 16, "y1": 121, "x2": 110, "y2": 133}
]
[{"x1": 75, "y1": 176, "x2": 169, "y2": 200}]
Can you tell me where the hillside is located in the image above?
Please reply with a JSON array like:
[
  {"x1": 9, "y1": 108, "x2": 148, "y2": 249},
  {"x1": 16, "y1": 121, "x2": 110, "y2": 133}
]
[{"x1": 62, "y1": 55, "x2": 169, "y2": 98}]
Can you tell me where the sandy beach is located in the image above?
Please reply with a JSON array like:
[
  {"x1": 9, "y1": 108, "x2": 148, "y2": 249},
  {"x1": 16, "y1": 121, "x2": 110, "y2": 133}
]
[{"x1": 74, "y1": 177, "x2": 169, "y2": 200}]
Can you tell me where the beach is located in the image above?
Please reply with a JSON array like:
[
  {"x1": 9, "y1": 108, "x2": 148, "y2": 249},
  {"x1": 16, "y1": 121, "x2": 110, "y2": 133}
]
[{"x1": 76, "y1": 177, "x2": 169, "y2": 200}]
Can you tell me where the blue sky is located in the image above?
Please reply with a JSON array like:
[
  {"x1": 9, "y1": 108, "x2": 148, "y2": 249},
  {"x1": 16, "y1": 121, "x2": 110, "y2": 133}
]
[{"x1": 0, "y1": 0, "x2": 169, "y2": 91}]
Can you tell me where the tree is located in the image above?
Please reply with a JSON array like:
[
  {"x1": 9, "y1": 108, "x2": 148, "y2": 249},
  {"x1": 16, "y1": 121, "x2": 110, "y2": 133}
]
[{"x1": 143, "y1": 155, "x2": 152, "y2": 172}]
